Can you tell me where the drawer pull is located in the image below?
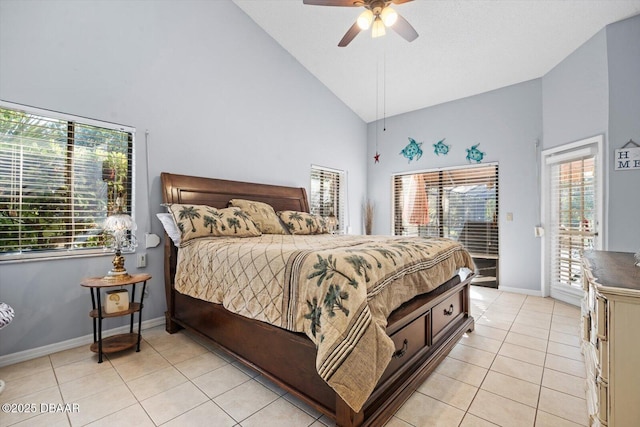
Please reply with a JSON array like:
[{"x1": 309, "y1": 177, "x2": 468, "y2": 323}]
[
  {"x1": 393, "y1": 339, "x2": 408, "y2": 359},
  {"x1": 444, "y1": 304, "x2": 455, "y2": 316}
]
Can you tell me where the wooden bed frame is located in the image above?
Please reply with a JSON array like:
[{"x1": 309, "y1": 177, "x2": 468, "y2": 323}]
[{"x1": 161, "y1": 172, "x2": 475, "y2": 427}]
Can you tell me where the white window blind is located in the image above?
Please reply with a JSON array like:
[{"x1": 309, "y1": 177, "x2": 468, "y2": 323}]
[
  {"x1": 393, "y1": 164, "x2": 499, "y2": 256},
  {"x1": 0, "y1": 103, "x2": 133, "y2": 259},
  {"x1": 310, "y1": 165, "x2": 345, "y2": 232},
  {"x1": 548, "y1": 155, "x2": 596, "y2": 288}
]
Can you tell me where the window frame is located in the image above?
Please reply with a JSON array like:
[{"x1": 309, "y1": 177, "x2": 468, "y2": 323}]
[
  {"x1": 0, "y1": 100, "x2": 136, "y2": 262},
  {"x1": 391, "y1": 162, "x2": 499, "y2": 256},
  {"x1": 309, "y1": 164, "x2": 346, "y2": 234},
  {"x1": 541, "y1": 134, "x2": 604, "y2": 302}
]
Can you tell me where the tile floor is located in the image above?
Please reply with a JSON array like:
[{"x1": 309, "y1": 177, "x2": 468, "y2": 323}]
[{"x1": 0, "y1": 286, "x2": 588, "y2": 427}]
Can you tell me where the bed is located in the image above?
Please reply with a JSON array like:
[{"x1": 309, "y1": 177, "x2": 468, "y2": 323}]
[{"x1": 161, "y1": 172, "x2": 475, "y2": 427}]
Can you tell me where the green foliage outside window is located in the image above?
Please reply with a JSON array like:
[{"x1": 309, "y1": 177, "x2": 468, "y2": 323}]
[{"x1": 0, "y1": 106, "x2": 132, "y2": 256}]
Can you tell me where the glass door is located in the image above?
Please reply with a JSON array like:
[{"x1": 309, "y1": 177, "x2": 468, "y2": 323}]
[{"x1": 542, "y1": 135, "x2": 603, "y2": 302}]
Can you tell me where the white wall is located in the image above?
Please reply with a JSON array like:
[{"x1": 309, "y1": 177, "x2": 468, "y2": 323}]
[
  {"x1": 0, "y1": 0, "x2": 367, "y2": 356},
  {"x1": 366, "y1": 80, "x2": 543, "y2": 293}
]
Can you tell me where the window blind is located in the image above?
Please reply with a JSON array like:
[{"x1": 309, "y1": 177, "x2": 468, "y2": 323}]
[
  {"x1": 548, "y1": 156, "x2": 596, "y2": 287},
  {"x1": 310, "y1": 166, "x2": 345, "y2": 232},
  {"x1": 0, "y1": 104, "x2": 133, "y2": 258},
  {"x1": 393, "y1": 164, "x2": 499, "y2": 256}
]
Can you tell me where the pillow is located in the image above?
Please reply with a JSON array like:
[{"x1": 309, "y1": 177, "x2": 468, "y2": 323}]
[
  {"x1": 228, "y1": 199, "x2": 288, "y2": 234},
  {"x1": 156, "y1": 213, "x2": 181, "y2": 246},
  {"x1": 277, "y1": 211, "x2": 327, "y2": 235},
  {"x1": 168, "y1": 204, "x2": 261, "y2": 243}
]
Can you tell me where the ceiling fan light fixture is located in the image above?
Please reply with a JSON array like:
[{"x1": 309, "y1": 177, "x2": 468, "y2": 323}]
[
  {"x1": 357, "y1": 9, "x2": 374, "y2": 30},
  {"x1": 371, "y1": 17, "x2": 386, "y2": 38},
  {"x1": 380, "y1": 7, "x2": 398, "y2": 27}
]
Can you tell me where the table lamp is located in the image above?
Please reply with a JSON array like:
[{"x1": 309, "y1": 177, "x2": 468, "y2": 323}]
[{"x1": 103, "y1": 211, "x2": 137, "y2": 280}]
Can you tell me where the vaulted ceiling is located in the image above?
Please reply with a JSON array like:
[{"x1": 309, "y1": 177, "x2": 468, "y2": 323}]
[{"x1": 233, "y1": 0, "x2": 640, "y2": 123}]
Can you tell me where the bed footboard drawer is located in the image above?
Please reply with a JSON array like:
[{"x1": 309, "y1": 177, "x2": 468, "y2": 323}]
[
  {"x1": 383, "y1": 312, "x2": 430, "y2": 379},
  {"x1": 432, "y1": 289, "x2": 464, "y2": 341}
]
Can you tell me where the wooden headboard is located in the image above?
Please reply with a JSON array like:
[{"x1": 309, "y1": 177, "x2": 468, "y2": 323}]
[
  {"x1": 161, "y1": 172, "x2": 310, "y2": 212},
  {"x1": 160, "y1": 172, "x2": 310, "y2": 311}
]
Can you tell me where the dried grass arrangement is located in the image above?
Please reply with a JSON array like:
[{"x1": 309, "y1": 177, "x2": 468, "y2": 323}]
[{"x1": 363, "y1": 200, "x2": 374, "y2": 235}]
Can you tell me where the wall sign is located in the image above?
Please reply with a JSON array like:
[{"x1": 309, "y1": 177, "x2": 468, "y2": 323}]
[{"x1": 615, "y1": 139, "x2": 640, "y2": 170}]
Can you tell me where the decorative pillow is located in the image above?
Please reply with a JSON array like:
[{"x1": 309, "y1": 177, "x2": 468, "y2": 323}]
[
  {"x1": 156, "y1": 213, "x2": 181, "y2": 246},
  {"x1": 277, "y1": 211, "x2": 327, "y2": 235},
  {"x1": 168, "y1": 204, "x2": 261, "y2": 243},
  {"x1": 228, "y1": 199, "x2": 288, "y2": 234}
]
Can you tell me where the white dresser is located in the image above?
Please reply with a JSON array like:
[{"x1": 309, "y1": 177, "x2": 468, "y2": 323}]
[{"x1": 581, "y1": 251, "x2": 640, "y2": 426}]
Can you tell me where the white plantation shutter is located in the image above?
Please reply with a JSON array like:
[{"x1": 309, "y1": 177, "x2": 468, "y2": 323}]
[
  {"x1": 0, "y1": 103, "x2": 134, "y2": 259},
  {"x1": 547, "y1": 151, "x2": 597, "y2": 288},
  {"x1": 393, "y1": 164, "x2": 499, "y2": 256},
  {"x1": 310, "y1": 165, "x2": 345, "y2": 232}
]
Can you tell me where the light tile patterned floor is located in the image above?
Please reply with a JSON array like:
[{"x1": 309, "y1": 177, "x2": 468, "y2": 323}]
[{"x1": 0, "y1": 286, "x2": 588, "y2": 426}]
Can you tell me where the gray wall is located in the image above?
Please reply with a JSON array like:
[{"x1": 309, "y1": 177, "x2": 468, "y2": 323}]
[
  {"x1": 0, "y1": 0, "x2": 367, "y2": 356},
  {"x1": 365, "y1": 14, "x2": 640, "y2": 296},
  {"x1": 606, "y1": 14, "x2": 640, "y2": 252},
  {"x1": 541, "y1": 30, "x2": 609, "y2": 150},
  {"x1": 1, "y1": 0, "x2": 638, "y2": 359},
  {"x1": 366, "y1": 80, "x2": 543, "y2": 293},
  {"x1": 542, "y1": 15, "x2": 640, "y2": 252}
]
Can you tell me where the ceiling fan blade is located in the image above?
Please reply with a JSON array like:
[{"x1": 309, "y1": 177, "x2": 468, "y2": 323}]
[
  {"x1": 338, "y1": 21, "x2": 362, "y2": 47},
  {"x1": 392, "y1": 13, "x2": 418, "y2": 42},
  {"x1": 390, "y1": 0, "x2": 413, "y2": 4},
  {"x1": 303, "y1": 0, "x2": 360, "y2": 6}
]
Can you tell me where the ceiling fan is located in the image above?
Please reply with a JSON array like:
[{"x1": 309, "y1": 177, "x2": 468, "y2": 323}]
[{"x1": 303, "y1": 0, "x2": 419, "y2": 47}]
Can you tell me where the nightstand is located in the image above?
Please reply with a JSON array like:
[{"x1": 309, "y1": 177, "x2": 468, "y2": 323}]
[{"x1": 81, "y1": 273, "x2": 151, "y2": 363}]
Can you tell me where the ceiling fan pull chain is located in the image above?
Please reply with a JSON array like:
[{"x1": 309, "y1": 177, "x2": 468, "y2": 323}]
[{"x1": 383, "y1": 49, "x2": 386, "y2": 132}]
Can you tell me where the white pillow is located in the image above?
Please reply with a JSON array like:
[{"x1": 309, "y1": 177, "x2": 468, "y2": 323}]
[{"x1": 156, "y1": 213, "x2": 181, "y2": 246}]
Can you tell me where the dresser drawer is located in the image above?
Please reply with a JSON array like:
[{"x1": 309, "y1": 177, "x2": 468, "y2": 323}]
[
  {"x1": 582, "y1": 314, "x2": 590, "y2": 342},
  {"x1": 432, "y1": 289, "x2": 464, "y2": 341},
  {"x1": 382, "y1": 312, "x2": 430, "y2": 382},
  {"x1": 597, "y1": 376, "x2": 608, "y2": 424},
  {"x1": 598, "y1": 339, "x2": 608, "y2": 381},
  {"x1": 595, "y1": 294, "x2": 608, "y2": 341}
]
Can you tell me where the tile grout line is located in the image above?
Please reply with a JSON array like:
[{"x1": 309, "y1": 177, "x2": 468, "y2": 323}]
[{"x1": 1, "y1": 289, "x2": 586, "y2": 427}]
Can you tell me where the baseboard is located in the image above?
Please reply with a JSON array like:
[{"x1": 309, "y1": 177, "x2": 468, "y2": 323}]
[
  {"x1": 497, "y1": 286, "x2": 543, "y2": 297},
  {"x1": 550, "y1": 285, "x2": 583, "y2": 307},
  {"x1": 0, "y1": 316, "x2": 165, "y2": 368}
]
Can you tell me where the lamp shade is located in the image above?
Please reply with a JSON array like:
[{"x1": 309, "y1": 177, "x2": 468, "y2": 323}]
[
  {"x1": 371, "y1": 17, "x2": 386, "y2": 38},
  {"x1": 357, "y1": 9, "x2": 374, "y2": 30},
  {"x1": 380, "y1": 7, "x2": 398, "y2": 27},
  {"x1": 104, "y1": 213, "x2": 137, "y2": 253},
  {"x1": 104, "y1": 213, "x2": 134, "y2": 232}
]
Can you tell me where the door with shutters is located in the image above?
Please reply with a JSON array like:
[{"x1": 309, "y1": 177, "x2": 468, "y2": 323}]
[
  {"x1": 542, "y1": 135, "x2": 604, "y2": 303},
  {"x1": 393, "y1": 163, "x2": 499, "y2": 287}
]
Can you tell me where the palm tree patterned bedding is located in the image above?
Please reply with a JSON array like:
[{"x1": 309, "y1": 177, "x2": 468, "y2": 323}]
[{"x1": 174, "y1": 234, "x2": 474, "y2": 412}]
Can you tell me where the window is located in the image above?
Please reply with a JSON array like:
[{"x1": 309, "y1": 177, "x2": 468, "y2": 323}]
[
  {"x1": 0, "y1": 102, "x2": 134, "y2": 260},
  {"x1": 310, "y1": 165, "x2": 345, "y2": 233},
  {"x1": 393, "y1": 164, "x2": 499, "y2": 255}
]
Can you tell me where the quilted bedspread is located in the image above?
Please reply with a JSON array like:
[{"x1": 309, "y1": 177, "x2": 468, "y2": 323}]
[{"x1": 174, "y1": 234, "x2": 474, "y2": 412}]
